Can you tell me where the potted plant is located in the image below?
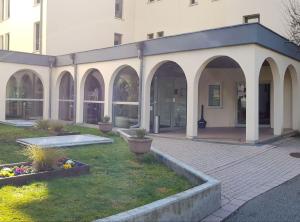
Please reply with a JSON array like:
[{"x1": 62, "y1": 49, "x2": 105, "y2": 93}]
[
  {"x1": 99, "y1": 115, "x2": 113, "y2": 133},
  {"x1": 127, "y1": 129, "x2": 152, "y2": 157}
]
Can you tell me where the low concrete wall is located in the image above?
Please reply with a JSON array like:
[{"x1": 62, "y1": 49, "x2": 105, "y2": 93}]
[{"x1": 94, "y1": 129, "x2": 221, "y2": 222}]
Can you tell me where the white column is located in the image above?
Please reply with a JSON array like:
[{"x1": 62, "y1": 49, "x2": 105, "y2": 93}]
[
  {"x1": 273, "y1": 72, "x2": 284, "y2": 135},
  {"x1": 141, "y1": 76, "x2": 150, "y2": 131},
  {"x1": 246, "y1": 67, "x2": 259, "y2": 143},
  {"x1": 186, "y1": 77, "x2": 198, "y2": 138}
]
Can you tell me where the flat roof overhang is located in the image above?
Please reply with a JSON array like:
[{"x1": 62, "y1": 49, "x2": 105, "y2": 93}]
[{"x1": 0, "y1": 23, "x2": 299, "y2": 67}]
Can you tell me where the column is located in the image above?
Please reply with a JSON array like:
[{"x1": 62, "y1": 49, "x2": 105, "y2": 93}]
[
  {"x1": 246, "y1": 68, "x2": 259, "y2": 143},
  {"x1": 186, "y1": 77, "x2": 199, "y2": 139}
]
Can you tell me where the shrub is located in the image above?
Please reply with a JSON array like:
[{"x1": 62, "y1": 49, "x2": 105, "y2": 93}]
[
  {"x1": 102, "y1": 116, "x2": 110, "y2": 123},
  {"x1": 24, "y1": 145, "x2": 63, "y2": 172},
  {"x1": 136, "y1": 128, "x2": 147, "y2": 139},
  {"x1": 36, "y1": 120, "x2": 50, "y2": 130},
  {"x1": 49, "y1": 121, "x2": 65, "y2": 133}
]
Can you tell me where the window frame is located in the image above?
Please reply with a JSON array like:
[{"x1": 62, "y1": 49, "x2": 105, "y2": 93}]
[
  {"x1": 33, "y1": 21, "x2": 40, "y2": 52},
  {"x1": 114, "y1": 33, "x2": 122, "y2": 46},
  {"x1": 243, "y1": 14, "x2": 260, "y2": 24},
  {"x1": 115, "y1": 0, "x2": 123, "y2": 19},
  {"x1": 208, "y1": 83, "x2": 222, "y2": 108}
]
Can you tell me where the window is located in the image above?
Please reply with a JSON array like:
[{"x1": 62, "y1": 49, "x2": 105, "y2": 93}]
[
  {"x1": 0, "y1": 35, "x2": 3, "y2": 49},
  {"x1": 147, "y1": 33, "x2": 154, "y2": 39},
  {"x1": 114, "y1": 33, "x2": 122, "y2": 46},
  {"x1": 0, "y1": 0, "x2": 9, "y2": 21},
  {"x1": 148, "y1": 0, "x2": 155, "y2": 3},
  {"x1": 208, "y1": 84, "x2": 221, "y2": 107},
  {"x1": 115, "y1": 0, "x2": 123, "y2": 19},
  {"x1": 190, "y1": 0, "x2": 198, "y2": 5},
  {"x1": 4, "y1": 32, "x2": 9, "y2": 50},
  {"x1": 157, "y1": 31, "x2": 164, "y2": 38},
  {"x1": 34, "y1": 22, "x2": 40, "y2": 51},
  {"x1": 244, "y1": 14, "x2": 260, "y2": 24}
]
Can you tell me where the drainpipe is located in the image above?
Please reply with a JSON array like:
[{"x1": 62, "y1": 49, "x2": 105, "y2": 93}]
[
  {"x1": 48, "y1": 57, "x2": 56, "y2": 120},
  {"x1": 71, "y1": 53, "x2": 77, "y2": 124},
  {"x1": 131, "y1": 42, "x2": 144, "y2": 129}
]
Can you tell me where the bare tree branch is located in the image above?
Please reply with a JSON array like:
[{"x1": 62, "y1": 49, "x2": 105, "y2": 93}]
[{"x1": 286, "y1": 0, "x2": 300, "y2": 45}]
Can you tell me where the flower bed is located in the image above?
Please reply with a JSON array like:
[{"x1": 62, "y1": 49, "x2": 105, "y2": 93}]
[{"x1": 0, "y1": 158, "x2": 90, "y2": 187}]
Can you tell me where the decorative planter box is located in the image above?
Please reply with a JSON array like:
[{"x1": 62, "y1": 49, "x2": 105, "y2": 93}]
[{"x1": 0, "y1": 161, "x2": 90, "y2": 187}]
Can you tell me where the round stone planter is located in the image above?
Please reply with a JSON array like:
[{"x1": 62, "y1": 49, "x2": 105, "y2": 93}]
[
  {"x1": 99, "y1": 122, "x2": 113, "y2": 133},
  {"x1": 127, "y1": 137, "x2": 153, "y2": 156}
]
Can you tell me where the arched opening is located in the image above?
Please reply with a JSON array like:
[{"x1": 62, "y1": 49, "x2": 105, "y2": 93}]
[
  {"x1": 283, "y1": 65, "x2": 297, "y2": 131},
  {"x1": 197, "y1": 56, "x2": 246, "y2": 141},
  {"x1": 112, "y1": 66, "x2": 139, "y2": 128},
  {"x1": 83, "y1": 69, "x2": 105, "y2": 124},
  {"x1": 59, "y1": 72, "x2": 74, "y2": 121},
  {"x1": 150, "y1": 61, "x2": 187, "y2": 133},
  {"x1": 6, "y1": 70, "x2": 44, "y2": 120},
  {"x1": 258, "y1": 59, "x2": 277, "y2": 137}
]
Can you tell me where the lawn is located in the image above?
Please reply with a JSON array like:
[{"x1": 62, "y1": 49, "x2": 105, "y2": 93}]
[{"x1": 0, "y1": 124, "x2": 192, "y2": 222}]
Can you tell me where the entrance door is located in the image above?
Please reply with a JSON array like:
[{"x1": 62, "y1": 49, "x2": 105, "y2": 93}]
[
  {"x1": 236, "y1": 82, "x2": 271, "y2": 126},
  {"x1": 259, "y1": 84, "x2": 271, "y2": 125},
  {"x1": 151, "y1": 75, "x2": 187, "y2": 132}
]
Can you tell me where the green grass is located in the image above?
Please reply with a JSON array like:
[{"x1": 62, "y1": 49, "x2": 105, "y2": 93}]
[{"x1": 0, "y1": 124, "x2": 192, "y2": 222}]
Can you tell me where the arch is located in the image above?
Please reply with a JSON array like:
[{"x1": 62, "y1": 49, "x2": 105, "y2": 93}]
[
  {"x1": 283, "y1": 64, "x2": 299, "y2": 130},
  {"x1": 58, "y1": 71, "x2": 74, "y2": 121},
  {"x1": 258, "y1": 57, "x2": 280, "y2": 136},
  {"x1": 148, "y1": 61, "x2": 188, "y2": 133},
  {"x1": 111, "y1": 65, "x2": 139, "y2": 128},
  {"x1": 81, "y1": 68, "x2": 105, "y2": 124},
  {"x1": 195, "y1": 56, "x2": 247, "y2": 141},
  {"x1": 5, "y1": 69, "x2": 44, "y2": 120}
]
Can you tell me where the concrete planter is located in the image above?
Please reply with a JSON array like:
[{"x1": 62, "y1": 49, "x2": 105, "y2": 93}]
[
  {"x1": 127, "y1": 137, "x2": 153, "y2": 156},
  {"x1": 95, "y1": 147, "x2": 221, "y2": 222},
  {"x1": 98, "y1": 122, "x2": 113, "y2": 133},
  {"x1": 0, "y1": 161, "x2": 90, "y2": 187}
]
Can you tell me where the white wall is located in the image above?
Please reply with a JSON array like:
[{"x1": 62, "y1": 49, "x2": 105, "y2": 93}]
[
  {"x1": 0, "y1": 0, "x2": 40, "y2": 53},
  {"x1": 133, "y1": 0, "x2": 288, "y2": 41},
  {"x1": 44, "y1": 0, "x2": 135, "y2": 55}
]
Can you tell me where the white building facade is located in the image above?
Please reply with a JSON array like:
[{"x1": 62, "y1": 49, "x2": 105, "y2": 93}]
[{"x1": 0, "y1": 0, "x2": 299, "y2": 143}]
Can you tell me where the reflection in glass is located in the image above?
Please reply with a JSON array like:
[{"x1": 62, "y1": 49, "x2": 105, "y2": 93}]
[
  {"x1": 6, "y1": 70, "x2": 43, "y2": 120},
  {"x1": 113, "y1": 66, "x2": 139, "y2": 128},
  {"x1": 83, "y1": 69, "x2": 105, "y2": 124},
  {"x1": 59, "y1": 72, "x2": 74, "y2": 121}
]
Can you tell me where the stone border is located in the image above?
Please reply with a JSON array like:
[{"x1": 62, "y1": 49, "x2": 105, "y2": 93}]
[
  {"x1": 94, "y1": 129, "x2": 221, "y2": 222},
  {"x1": 0, "y1": 161, "x2": 90, "y2": 187}
]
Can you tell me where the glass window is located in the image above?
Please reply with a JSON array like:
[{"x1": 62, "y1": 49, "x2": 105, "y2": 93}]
[
  {"x1": 208, "y1": 84, "x2": 221, "y2": 107},
  {"x1": 114, "y1": 33, "x2": 122, "y2": 46},
  {"x1": 147, "y1": 33, "x2": 154, "y2": 39},
  {"x1": 4, "y1": 32, "x2": 9, "y2": 50},
  {"x1": 115, "y1": 0, "x2": 123, "y2": 18},
  {"x1": 157, "y1": 31, "x2": 164, "y2": 38},
  {"x1": 34, "y1": 22, "x2": 40, "y2": 51},
  {"x1": 113, "y1": 66, "x2": 139, "y2": 128},
  {"x1": 83, "y1": 69, "x2": 105, "y2": 124},
  {"x1": 59, "y1": 72, "x2": 74, "y2": 121},
  {"x1": 6, "y1": 70, "x2": 44, "y2": 120}
]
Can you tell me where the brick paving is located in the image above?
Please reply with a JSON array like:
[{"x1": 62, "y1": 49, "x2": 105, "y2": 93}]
[{"x1": 152, "y1": 136, "x2": 300, "y2": 222}]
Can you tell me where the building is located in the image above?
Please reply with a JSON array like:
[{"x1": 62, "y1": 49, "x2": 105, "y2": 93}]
[{"x1": 0, "y1": 0, "x2": 299, "y2": 144}]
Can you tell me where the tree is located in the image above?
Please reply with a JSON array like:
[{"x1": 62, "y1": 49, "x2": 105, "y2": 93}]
[{"x1": 286, "y1": 0, "x2": 300, "y2": 45}]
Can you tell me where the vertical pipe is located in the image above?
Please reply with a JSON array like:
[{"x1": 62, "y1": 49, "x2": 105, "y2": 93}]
[
  {"x1": 71, "y1": 53, "x2": 77, "y2": 124},
  {"x1": 48, "y1": 57, "x2": 55, "y2": 120},
  {"x1": 137, "y1": 42, "x2": 144, "y2": 127}
]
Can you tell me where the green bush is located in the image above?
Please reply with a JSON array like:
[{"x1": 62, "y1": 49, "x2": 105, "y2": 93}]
[
  {"x1": 35, "y1": 120, "x2": 50, "y2": 130},
  {"x1": 49, "y1": 121, "x2": 65, "y2": 133},
  {"x1": 24, "y1": 145, "x2": 63, "y2": 172},
  {"x1": 102, "y1": 116, "x2": 111, "y2": 123},
  {"x1": 136, "y1": 128, "x2": 147, "y2": 139}
]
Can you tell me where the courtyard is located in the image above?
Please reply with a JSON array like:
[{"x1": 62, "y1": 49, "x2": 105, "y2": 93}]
[{"x1": 0, "y1": 124, "x2": 192, "y2": 222}]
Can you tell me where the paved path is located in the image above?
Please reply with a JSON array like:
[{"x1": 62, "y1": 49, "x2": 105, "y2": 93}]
[
  {"x1": 152, "y1": 136, "x2": 300, "y2": 222},
  {"x1": 224, "y1": 174, "x2": 300, "y2": 222}
]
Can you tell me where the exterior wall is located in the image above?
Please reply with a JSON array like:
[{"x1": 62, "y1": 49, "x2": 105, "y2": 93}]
[
  {"x1": 133, "y1": 0, "x2": 287, "y2": 41},
  {"x1": 0, "y1": 62, "x2": 50, "y2": 121},
  {"x1": 44, "y1": 0, "x2": 135, "y2": 55},
  {"x1": 0, "y1": 0, "x2": 40, "y2": 53},
  {"x1": 0, "y1": 0, "x2": 289, "y2": 55}
]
